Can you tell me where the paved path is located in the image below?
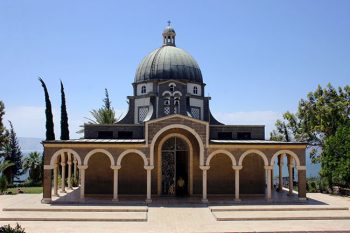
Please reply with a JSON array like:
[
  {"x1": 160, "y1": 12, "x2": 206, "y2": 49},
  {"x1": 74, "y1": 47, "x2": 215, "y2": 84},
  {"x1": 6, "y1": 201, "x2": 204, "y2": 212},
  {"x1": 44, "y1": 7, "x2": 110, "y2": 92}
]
[{"x1": 0, "y1": 193, "x2": 349, "y2": 233}]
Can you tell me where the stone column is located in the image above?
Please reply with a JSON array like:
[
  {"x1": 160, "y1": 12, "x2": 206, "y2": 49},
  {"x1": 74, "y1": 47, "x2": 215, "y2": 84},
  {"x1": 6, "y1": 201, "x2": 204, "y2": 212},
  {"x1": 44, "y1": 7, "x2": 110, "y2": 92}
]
[
  {"x1": 42, "y1": 166, "x2": 53, "y2": 204},
  {"x1": 111, "y1": 165, "x2": 121, "y2": 201},
  {"x1": 200, "y1": 166, "x2": 210, "y2": 203},
  {"x1": 78, "y1": 165, "x2": 88, "y2": 200},
  {"x1": 67, "y1": 153, "x2": 72, "y2": 190},
  {"x1": 53, "y1": 162, "x2": 58, "y2": 196},
  {"x1": 145, "y1": 166, "x2": 154, "y2": 203},
  {"x1": 232, "y1": 165, "x2": 242, "y2": 201},
  {"x1": 278, "y1": 154, "x2": 284, "y2": 192},
  {"x1": 288, "y1": 155, "x2": 294, "y2": 195},
  {"x1": 60, "y1": 164, "x2": 66, "y2": 193},
  {"x1": 73, "y1": 158, "x2": 77, "y2": 179},
  {"x1": 297, "y1": 166, "x2": 307, "y2": 200},
  {"x1": 265, "y1": 166, "x2": 273, "y2": 200}
]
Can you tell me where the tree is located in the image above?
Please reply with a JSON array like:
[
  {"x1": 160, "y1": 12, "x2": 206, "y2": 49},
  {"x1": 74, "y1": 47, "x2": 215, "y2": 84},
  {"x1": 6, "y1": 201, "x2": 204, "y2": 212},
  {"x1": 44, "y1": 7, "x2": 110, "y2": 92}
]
[
  {"x1": 270, "y1": 84, "x2": 350, "y2": 186},
  {"x1": 85, "y1": 89, "x2": 117, "y2": 124},
  {"x1": 2, "y1": 121, "x2": 22, "y2": 184},
  {"x1": 22, "y1": 152, "x2": 43, "y2": 184},
  {"x1": 321, "y1": 125, "x2": 350, "y2": 187},
  {"x1": 38, "y1": 78, "x2": 55, "y2": 140},
  {"x1": 60, "y1": 80, "x2": 69, "y2": 140},
  {"x1": 0, "y1": 160, "x2": 14, "y2": 193},
  {"x1": 0, "y1": 101, "x2": 9, "y2": 151}
]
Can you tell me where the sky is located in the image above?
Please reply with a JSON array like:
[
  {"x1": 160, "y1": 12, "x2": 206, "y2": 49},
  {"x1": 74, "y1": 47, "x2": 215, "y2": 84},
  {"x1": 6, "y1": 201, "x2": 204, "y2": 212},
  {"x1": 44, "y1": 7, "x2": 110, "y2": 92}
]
[{"x1": 0, "y1": 0, "x2": 349, "y2": 139}]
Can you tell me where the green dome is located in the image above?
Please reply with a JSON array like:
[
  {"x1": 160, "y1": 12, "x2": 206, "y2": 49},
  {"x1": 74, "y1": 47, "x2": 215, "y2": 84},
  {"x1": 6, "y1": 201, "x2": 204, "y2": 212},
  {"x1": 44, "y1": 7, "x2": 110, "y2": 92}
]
[{"x1": 134, "y1": 45, "x2": 203, "y2": 83}]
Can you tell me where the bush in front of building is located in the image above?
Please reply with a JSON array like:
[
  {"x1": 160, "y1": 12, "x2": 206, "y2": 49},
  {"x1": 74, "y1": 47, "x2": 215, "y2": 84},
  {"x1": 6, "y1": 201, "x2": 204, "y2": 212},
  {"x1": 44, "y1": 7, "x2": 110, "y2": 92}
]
[{"x1": 0, "y1": 223, "x2": 25, "y2": 233}]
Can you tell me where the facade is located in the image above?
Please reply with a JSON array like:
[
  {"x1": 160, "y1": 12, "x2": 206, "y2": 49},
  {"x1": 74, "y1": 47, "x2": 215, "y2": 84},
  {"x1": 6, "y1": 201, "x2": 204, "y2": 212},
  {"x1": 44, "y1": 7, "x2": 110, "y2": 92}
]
[{"x1": 42, "y1": 24, "x2": 307, "y2": 204}]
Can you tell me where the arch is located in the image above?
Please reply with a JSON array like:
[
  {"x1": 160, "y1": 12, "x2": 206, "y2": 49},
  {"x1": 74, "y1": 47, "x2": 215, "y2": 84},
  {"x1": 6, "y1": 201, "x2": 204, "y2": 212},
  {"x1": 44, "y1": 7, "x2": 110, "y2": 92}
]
[
  {"x1": 150, "y1": 124, "x2": 205, "y2": 166},
  {"x1": 206, "y1": 150, "x2": 236, "y2": 166},
  {"x1": 157, "y1": 133, "x2": 193, "y2": 195},
  {"x1": 117, "y1": 149, "x2": 148, "y2": 167},
  {"x1": 238, "y1": 149, "x2": 268, "y2": 166},
  {"x1": 162, "y1": 91, "x2": 172, "y2": 96},
  {"x1": 50, "y1": 149, "x2": 82, "y2": 166},
  {"x1": 84, "y1": 149, "x2": 115, "y2": 166},
  {"x1": 270, "y1": 149, "x2": 301, "y2": 167},
  {"x1": 173, "y1": 91, "x2": 182, "y2": 96}
]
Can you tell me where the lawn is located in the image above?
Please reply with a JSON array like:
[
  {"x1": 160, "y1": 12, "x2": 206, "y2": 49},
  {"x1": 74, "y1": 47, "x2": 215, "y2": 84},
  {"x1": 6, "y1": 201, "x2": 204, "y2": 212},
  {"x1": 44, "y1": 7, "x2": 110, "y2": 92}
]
[{"x1": 6, "y1": 186, "x2": 43, "y2": 194}]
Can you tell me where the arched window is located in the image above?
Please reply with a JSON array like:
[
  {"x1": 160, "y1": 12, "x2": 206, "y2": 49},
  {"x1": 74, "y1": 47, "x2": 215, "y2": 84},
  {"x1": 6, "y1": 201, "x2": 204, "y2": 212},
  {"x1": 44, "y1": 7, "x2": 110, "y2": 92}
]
[
  {"x1": 141, "y1": 85, "x2": 146, "y2": 94},
  {"x1": 169, "y1": 84, "x2": 175, "y2": 92},
  {"x1": 193, "y1": 86, "x2": 198, "y2": 95},
  {"x1": 174, "y1": 97, "x2": 180, "y2": 114},
  {"x1": 164, "y1": 97, "x2": 170, "y2": 106}
]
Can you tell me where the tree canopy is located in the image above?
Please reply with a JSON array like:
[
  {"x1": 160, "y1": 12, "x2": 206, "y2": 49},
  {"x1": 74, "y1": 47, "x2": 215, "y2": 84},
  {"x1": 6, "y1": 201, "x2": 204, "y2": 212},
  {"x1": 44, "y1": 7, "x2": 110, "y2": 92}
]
[
  {"x1": 60, "y1": 80, "x2": 70, "y2": 140},
  {"x1": 270, "y1": 84, "x2": 350, "y2": 187},
  {"x1": 86, "y1": 89, "x2": 117, "y2": 124},
  {"x1": 39, "y1": 78, "x2": 55, "y2": 140}
]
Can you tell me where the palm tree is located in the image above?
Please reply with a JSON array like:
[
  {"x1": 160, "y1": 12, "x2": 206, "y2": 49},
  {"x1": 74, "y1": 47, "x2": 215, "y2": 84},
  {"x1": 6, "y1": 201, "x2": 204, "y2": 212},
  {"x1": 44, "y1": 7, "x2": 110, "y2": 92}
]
[
  {"x1": 0, "y1": 160, "x2": 14, "y2": 193},
  {"x1": 85, "y1": 89, "x2": 117, "y2": 124},
  {"x1": 22, "y1": 152, "x2": 43, "y2": 184},
  {"x1": 0, "y1": 160, "x2": 14, "y2": 175}
]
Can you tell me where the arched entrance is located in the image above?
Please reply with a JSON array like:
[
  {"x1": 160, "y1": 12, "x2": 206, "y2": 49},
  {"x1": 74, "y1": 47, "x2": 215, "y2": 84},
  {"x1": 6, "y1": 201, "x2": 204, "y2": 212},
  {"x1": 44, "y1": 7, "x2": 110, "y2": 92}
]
[{"x1": 161, "y1": 137, "x2": 189, "y2": 196}]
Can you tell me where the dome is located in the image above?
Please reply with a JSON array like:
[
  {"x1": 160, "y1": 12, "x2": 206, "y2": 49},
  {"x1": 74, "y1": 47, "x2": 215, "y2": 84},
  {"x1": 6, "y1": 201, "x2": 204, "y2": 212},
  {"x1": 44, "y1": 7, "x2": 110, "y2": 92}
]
[{"x1": 134, "y1": 46, "x2": 203, "y2": 83}]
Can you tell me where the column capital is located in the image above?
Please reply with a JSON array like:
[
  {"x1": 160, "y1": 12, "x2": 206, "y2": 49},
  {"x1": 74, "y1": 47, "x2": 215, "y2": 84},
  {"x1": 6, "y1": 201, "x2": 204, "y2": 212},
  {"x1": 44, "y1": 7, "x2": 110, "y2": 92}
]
[
  {"x1": 200, "y1": 165, "x2": 210, "y2": 171},
  {"x1": 264, "y1": 165, "x2": 274, "y2": 170},
  {"x1": 61, "y1": 162, "x2": 66, "y2": 167},
  {"x1": 111, "y1": 165, "x2": 121, "y2": 170},
  {"x1": 67, "y1": 162, "x2": 72, "y2": 165},
  {"x1": 296, "y1": 165, "x2": 306, "y2": 170},
  {"x1": 144, "y1": 166, "x2": 154, "y2": 170},
  {"x1": 232, "y1": 165, "x2": 243, "y2": 170},
  {"x1": 78, "y1": 165, "x2": 88, "y2": 170}
]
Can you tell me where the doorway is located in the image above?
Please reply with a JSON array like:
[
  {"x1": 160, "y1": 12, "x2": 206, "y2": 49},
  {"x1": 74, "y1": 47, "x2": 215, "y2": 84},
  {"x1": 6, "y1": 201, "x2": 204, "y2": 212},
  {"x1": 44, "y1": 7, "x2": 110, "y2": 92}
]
[{"x1": 161, "y1": 137, "x2": 188, "y2": 196}]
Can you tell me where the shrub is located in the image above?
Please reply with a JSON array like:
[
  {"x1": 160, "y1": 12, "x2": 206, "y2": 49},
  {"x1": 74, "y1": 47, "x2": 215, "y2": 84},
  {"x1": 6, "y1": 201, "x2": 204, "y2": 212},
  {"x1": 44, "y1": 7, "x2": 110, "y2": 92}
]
[{"x1": 0, "y1": 223, "x2": 25, "y2": 233}]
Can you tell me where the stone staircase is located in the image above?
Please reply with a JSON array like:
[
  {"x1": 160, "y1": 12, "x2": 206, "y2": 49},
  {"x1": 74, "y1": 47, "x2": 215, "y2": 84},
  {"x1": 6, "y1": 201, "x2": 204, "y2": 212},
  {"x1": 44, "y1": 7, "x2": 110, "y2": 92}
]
[
  {"x1": 210, "y1": 205, "x2": 350, "y2": 221},
  {"x1": 0, "y1": 206, "x2": 148, "y2": 222}
]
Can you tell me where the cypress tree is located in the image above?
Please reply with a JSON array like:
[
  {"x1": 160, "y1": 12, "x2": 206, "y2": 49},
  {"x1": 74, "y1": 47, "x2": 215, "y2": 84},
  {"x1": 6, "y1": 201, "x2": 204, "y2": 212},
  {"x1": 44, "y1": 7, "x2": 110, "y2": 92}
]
[
  {"x1": 38, "y1": 78, "x2": 55, "y2": 140},
  {"x1": 60, "y1": 80, "x2": 69, "y2": 140}
]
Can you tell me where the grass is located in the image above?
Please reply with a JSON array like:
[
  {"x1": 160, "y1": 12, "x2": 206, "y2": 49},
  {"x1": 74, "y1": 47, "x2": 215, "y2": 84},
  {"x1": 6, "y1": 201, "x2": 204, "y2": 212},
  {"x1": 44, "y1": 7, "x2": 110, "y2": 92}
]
[{"x1": 6, "y1": 186, "x2": 43, "y2": 194}]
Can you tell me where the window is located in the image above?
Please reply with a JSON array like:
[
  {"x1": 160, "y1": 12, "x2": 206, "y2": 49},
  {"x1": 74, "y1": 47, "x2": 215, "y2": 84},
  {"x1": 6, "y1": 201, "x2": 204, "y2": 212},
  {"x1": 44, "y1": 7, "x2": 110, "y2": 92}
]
[
  {"x1": 118, "y1": 131, "x2": 133, "y2": 139},
  {"x1": 218, "y1": 132, "x2": 232, "y2": 140},
  {"x1": 237, "y1": 132, "x2": 251, "y2": 140},
  {"x1": 97, "y1": 131, "x2": 113, "y2": 139},
  {"x1": 164, "y1": 97, "x2": 170, "y2": 106},
  {"x1": 141, "y1": 85, "x2": 146, "y2": 94},
  {"x1": 138, "y1": 106, "x2": 149, "y2": 123},
  {"x1": 191, "y1": 107, "x2": 200, "y2": 119},
  {"x1": 193, "y1": 86, "x2": 198, "y2": 94},
  {"x1": 164, "y1": 106, "x2": 170, "y2": 115},
  {"x1": 169, "y1": 84, "x2": 175, "y2": 92},
  {"x1": 174, "y1": 97, "x2": 180, "y2": 114}
]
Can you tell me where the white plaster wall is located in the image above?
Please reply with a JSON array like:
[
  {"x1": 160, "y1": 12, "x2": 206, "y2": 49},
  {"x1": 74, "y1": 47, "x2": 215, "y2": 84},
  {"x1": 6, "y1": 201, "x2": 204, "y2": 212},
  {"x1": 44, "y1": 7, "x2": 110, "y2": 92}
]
[
  {"x1": 189, "y1": 98, "x2": 204, "y2": 120},
  {"x1": 187, "y1": 83, "x2": 201, "y2": 96},
  {"x1": 134, "y1": 97, "x2": 150, "y2": 123},
  {"x1": 137, "y1": 82, "x2": 153, "y2": 96}
]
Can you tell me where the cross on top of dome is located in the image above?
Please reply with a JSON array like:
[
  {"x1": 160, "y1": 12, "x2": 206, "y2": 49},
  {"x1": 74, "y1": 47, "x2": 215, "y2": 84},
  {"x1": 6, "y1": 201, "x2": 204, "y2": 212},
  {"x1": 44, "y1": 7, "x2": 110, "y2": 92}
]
[{"x1": 163, "y1": 21, "x2": 176, "y2": 46}]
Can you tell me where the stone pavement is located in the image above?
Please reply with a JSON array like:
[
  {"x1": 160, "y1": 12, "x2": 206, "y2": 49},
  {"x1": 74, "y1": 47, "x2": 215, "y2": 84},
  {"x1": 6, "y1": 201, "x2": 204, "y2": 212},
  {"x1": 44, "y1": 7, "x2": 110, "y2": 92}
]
[{"x1": 0, "y1": 193, "x2": 349, "y2": 233}]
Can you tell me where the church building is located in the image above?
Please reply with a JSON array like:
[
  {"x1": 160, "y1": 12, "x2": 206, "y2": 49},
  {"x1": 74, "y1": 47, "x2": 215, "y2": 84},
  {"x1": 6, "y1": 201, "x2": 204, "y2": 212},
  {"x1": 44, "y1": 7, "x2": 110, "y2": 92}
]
[{"x1": 42, "y1": 24, "x2": 307, "y2": 204}]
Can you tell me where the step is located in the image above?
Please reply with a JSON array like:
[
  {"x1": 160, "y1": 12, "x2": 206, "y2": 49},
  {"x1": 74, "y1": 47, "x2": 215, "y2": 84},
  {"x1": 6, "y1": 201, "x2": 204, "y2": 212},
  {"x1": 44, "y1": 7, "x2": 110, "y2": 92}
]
[
  {"x1": 212, "y1": 210, "x2": 350, "y2": 221},
  {"x1": 2, "y1": 206, "x2": 148, "y2": 212},
  {"x1": 0, "y1": 211, "x2": 147, "y2": 222},
  {"x1": 210, "y1": 206, "x2": 349, "y2": 212}
]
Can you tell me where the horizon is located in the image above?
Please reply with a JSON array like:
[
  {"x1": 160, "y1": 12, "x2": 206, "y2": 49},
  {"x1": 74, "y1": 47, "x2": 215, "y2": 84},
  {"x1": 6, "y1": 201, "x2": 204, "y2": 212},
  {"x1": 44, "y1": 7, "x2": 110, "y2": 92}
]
[{"x1": 1, "y1": 0, "x2": 349, "y2": 138}]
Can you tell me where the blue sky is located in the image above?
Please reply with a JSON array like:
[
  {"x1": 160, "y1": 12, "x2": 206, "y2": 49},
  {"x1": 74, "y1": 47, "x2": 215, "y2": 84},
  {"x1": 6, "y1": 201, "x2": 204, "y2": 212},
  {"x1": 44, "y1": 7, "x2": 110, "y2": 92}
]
[{"x1": 1, "y1": 0, "x2": 349, "y2": 139}]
